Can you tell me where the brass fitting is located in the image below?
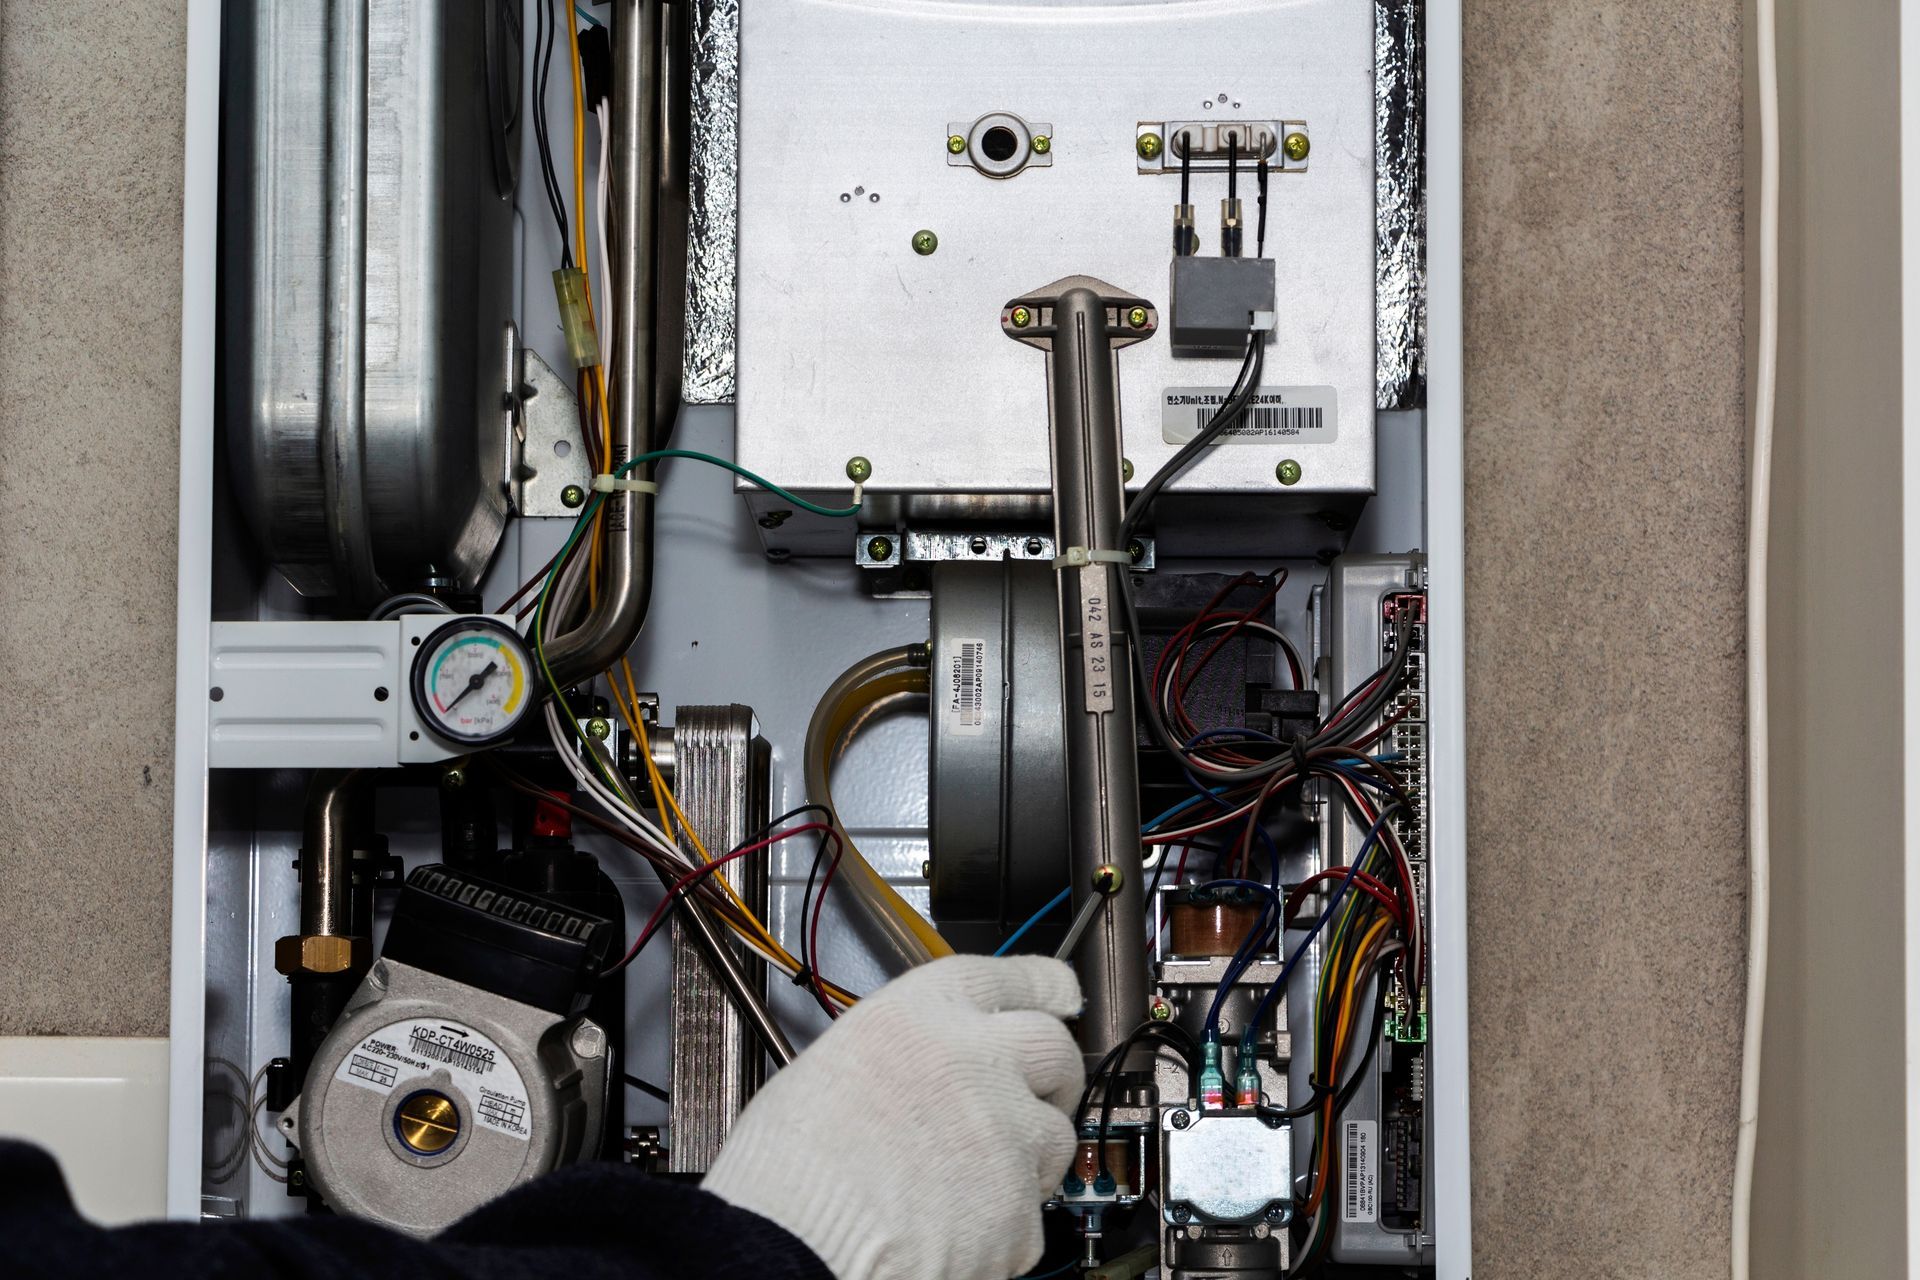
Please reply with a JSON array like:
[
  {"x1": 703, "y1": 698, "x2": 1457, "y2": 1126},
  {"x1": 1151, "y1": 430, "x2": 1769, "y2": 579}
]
[{"x1": 274, "y1": 934, "x2": 369, "y2": 976}]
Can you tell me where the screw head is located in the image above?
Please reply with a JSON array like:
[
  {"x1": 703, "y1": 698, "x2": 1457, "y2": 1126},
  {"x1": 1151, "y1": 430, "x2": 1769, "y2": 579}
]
[
  {"x1": 1170, "y1": 1109, "x2": 1192, "y2": 1129},
  {"x1": 586, "y1": 717, "x2": 611, "y2": 741},
  {"x1": 1025, "y1": 537, "x2": 1045, "y2": 556},
  {"x1": 1283, "y1": 131, "x2": 1310, "y2": 162},
  {"x1": 1031, "y1": 134, "x2": 1051, "y2": 155},
  {"x1": 1276, "y1": 459, "x2": 1303, "y2": 486},
  {"x1": 1122, "y1": 458, "x2": 1135, "y2": 482},
  {"x1": 947, "y1": 134, "x2": 967, "y2": 154},
  {"x1": 969, "y1": 536, "x2": 989, "y2": 554},
  {"x1": 570, "y1": 1021, "x2": 607, "y2": 1060},
  {"x1": 560, "y1": 483, "x2": 587, "y2": 508},
  {"x1": 1149, "y1": 996, "x2": 1173, "y2": 1022},
  {"x1": 921, "y1": 859, "x2": 933, "y2": 880},
  {"x1": 440, "y1": 764, "x2": 466, "y2": 790},
  {"x1": 866, "y1": 535, "x2": 894, "y2": 561},
  {"x1": 1092, "y1": 864, "x2": 1123, "y2": 894},
  {"x1": 846, "y1": 455, "x2": 874, "y2": 482},
  {"x1": 1010, "y1": 305, "x2": 1033, "y2": 328},
  {"x1": 1127, "y1": 306, "x2": 1149, "y2": 329},
  {"x1": 912, "y1": 229, "x2": 938, "y2": 255},
  {"x1": 1137, "y1": 132, "x2": 1164, "y2": 160},
  {"x1": 1127, "y1": 539, "x2": 1146, "y2": 564}
]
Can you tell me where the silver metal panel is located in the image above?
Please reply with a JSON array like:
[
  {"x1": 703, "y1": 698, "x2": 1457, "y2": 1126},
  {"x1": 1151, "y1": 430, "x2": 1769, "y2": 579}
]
[
  {"x1": 221, "y1": 0, "x2": 517, "y2": 601},
  {"x1": 1163, "y1": 1109, "x2": 1292, "y2": 1225},
  {"x1": 735, "y1": 0, "x2": 1376, "y2": 548},
  {"x1": 668, "y1": 706, "x2": 771, "y2": 1172},
  {"x1": 1376, "y1": 0, "x2": 1426, "y2": 410}
]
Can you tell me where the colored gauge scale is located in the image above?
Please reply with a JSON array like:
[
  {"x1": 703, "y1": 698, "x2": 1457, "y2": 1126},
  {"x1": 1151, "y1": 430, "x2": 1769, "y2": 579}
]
[{"x1": 411, "y1": 617, "x2": 533, "y2": 747}]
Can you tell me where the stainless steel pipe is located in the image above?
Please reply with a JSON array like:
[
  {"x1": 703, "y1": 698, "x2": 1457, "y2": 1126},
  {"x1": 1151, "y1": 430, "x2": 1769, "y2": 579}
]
[
  {"x1": 543, "y1": 0, "x2": 679, "y2": 687},
  {"x1": 1004, "y1": 277, "x2": 1156, "y2": 1066}
]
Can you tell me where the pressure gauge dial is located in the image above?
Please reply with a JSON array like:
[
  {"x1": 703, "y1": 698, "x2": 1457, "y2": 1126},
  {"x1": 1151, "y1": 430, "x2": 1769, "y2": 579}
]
[{"x1": 411, "y1": 617, "x2": 534, "y2": 747}]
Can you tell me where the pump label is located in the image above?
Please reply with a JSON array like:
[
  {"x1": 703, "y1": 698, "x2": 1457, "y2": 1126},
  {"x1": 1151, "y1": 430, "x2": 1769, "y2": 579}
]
[
  {"x1": 943, "y1": 638, "x2": 988, "y2": 736},
  {"x1": 1341, "y1": 1119, "x2": 1378, "y2": 1223},
  {"x1": 334, "y1": 1018, "x2": 534, "y2": 1142},
  {"x1": 1161, "y1": 386, "x2": 1338, "y2": 445}
]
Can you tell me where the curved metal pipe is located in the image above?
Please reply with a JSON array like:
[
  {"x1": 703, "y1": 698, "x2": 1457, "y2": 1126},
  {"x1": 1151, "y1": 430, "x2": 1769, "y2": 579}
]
[
  {"x1": 321, "y1": 0, "x2": 384, "y2": 610},
  {"x1": 300, "y1": 769, "x2": 363, "y2": 938},
  {"x1": 544, "y1": 0, "x2": 686, "y2": 687}
]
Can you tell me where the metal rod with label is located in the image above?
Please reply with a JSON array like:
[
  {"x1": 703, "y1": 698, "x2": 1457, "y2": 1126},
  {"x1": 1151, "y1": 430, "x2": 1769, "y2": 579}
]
[{"x1": 1004, "y1": 277, "x2": 1155, "y2": 1066}]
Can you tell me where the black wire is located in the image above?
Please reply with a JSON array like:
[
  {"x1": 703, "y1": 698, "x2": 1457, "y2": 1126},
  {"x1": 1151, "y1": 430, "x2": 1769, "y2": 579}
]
[
  {"x1": 531, "y1": 0, "x2": 572, "y2": 264},
  {"x1": 1257, "y1": 155, "x2": 1270, "y2": 258},
  {"x1": 1121, "y1": 332, "x2": 1263, "y2": 544},
  {"x1": 1073, "y1": 1022, "x2": 1200, "y2": 1181},
  {"x1": 622, "y1": 1072, "x2": 670, "y2": 1103},
  {"x1": 1255, "y1": 971, "x2": 1388, "y2": 1123}
]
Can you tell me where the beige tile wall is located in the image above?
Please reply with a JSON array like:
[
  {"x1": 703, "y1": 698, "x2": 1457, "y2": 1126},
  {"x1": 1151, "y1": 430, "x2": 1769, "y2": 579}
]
[{"x1": 0, "y1": 2, "x2": 1749, "y2": 1274}]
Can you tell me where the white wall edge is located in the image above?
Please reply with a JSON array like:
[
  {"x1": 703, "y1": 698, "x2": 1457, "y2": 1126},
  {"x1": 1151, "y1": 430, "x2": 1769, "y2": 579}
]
[
  {"x1": 1423, "y1": 1, "x2": 1472, "y2": 1275},
  {"x1": 165, "y1": 0, "x2": 223, "y2": 1220}
]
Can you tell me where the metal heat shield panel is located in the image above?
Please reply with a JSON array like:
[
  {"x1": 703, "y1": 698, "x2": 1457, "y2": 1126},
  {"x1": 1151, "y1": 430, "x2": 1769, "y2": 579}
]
[{"x1": 735, "y1": 0, "x2": 1376, "y2": 555}]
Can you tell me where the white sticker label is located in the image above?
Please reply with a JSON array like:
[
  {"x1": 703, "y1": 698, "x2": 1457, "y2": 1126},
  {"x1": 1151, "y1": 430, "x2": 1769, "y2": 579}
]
[
  {"x1": 943, "y1": 638, "x2": 988, "y2": 736},
  {"x1": 1342, "y1": 1119, "x2": 1378, "y2": 1223},
  {"x1": 1162, "y1": 386, "x2": 1338, "y2": 445},
  {"x1": 334, "y1": 1018, "x2": 534, "y2": 1143},
  {"x1": 1080, "y1": 564, "x2": 1115, "y2": 714}
]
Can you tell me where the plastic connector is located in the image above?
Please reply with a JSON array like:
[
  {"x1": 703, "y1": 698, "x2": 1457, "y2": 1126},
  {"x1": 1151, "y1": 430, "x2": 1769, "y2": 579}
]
[
  {"x1": 1198, "y1": 1038, "x2": 1227, "y2": 1110},
  {"x1": 1235, "y1": 1036, "x2": 1263, "y2": 1108},
  {"x1": 551, "y1": 266, "x2": 601, "y2": 369}
]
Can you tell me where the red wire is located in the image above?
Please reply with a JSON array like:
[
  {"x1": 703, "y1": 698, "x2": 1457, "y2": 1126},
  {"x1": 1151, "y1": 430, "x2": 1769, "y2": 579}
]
[
  {"x1": 604, "y1": 821, "x2": 837, "y2": 976},
  {"x1": 808, "y1": 840, "x2": 844, "y2": 1017}
]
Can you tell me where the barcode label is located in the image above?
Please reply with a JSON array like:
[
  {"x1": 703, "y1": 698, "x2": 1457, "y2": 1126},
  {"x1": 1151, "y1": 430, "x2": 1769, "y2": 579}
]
[
  {"x1": 944, "y1": 638, "x2": 987, "y2": 736},
  {"x1": 1342, "y1": 1120, "x2": 1378, "y2": 1223},
  {"x1": 410, "y1": 1028, "x2": 496, "y2": 1075},
  {"x1": 1161, "y1": 385, "x2": 1338, "y2": 445}
]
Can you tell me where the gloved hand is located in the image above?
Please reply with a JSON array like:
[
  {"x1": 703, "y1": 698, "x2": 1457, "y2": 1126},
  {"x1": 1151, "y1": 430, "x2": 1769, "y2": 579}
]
[{"x1": 704, "y1": 955, "x2": 1085, "y2": 1280}]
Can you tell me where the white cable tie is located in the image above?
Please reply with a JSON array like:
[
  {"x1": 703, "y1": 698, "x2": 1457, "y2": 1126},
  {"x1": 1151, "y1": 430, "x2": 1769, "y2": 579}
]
[
  {"x1": 1050, "y1": 546, "x2": 1133, "y2": 570},
  {"x1": 591, "y1": 474, "x2": 659, "y2": 496}
]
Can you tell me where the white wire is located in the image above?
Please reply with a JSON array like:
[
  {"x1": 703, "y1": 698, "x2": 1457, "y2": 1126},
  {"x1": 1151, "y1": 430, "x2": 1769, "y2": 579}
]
[
  {"x1": 1732, "y1": 0, "x2": 1778, "y2": 1273},
  {"x1": 595, "y1": 101, "x2": 612, "y2": 348}
]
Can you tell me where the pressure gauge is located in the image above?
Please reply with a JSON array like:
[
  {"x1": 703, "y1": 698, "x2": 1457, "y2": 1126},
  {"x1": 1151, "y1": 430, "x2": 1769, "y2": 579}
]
[{"x1": 410, "y1": 617, "x2": 534, "y2": 747}]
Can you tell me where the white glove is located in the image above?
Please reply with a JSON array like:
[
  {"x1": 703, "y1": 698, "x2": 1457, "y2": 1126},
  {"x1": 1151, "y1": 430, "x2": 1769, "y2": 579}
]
[{"x1": 704, "y1": 955, "x2": 1086, "y2": 1280}]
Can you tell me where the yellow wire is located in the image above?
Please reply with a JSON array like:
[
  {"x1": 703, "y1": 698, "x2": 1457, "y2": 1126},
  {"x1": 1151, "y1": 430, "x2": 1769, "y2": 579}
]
[
  {"x1": 560, "y1": 5, "x2": 849, "y2": 1008},
  {"x1": 612, "y1": 663, "x2": 854, "y2": 1007}
]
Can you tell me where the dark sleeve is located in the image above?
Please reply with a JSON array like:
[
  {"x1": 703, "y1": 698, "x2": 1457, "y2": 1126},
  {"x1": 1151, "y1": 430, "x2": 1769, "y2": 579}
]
[{"x1": 0, "y1": 1140, "x2": 833, "y2": 1280}]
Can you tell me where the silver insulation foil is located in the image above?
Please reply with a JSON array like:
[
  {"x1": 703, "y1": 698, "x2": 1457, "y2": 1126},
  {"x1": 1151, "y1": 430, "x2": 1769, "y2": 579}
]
[
  {"x1": 683, "y1": 0, "x2": 740, "y2": 403},
  {"x1": 1376, "y1": 0, "x2": 1427, "y2": 410}
]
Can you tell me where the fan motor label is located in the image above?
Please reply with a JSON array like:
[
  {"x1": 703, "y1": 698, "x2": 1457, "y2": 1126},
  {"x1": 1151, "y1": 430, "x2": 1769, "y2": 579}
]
[
  {"x1": 943, "y1": 638, "x2": 988, "y2": 736},
  {"x1": 334, "y1": 1018, "x2": 534, "y2": 1142},
  {"x1": 1162, "y1": 386, "x2": 1338, "y2": 445},
  {"x1": 1342, "y1": 1119, "x2": 1378, "y2": 1223}
]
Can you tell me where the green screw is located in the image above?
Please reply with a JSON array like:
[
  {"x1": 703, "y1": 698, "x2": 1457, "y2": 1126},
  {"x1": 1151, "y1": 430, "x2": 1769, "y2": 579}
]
[
  {"x1": 586, "y1": 717, "x2": 611, "y2": 741},
  {"x1": 1122, "y1": 458, "x2": 1135, "y2": 482},
  {"x1": 846, "y1": 456, "x2": 874, "y2": 483},
  {"x1": 1031, "y1": 134, "x2": 1051, "y2": 155},
  {"x1": 1127, "y1": 306, "x2": 1149, "y2": 329},
  {"x1": 1128, "y1": 540, "x2": 1146, "y2": 564},
  {"x1": 947, "y1": 134, "x2": 967, "y2": 155},
  {"x1": 1149, "y1": 996, "x2": 1173, "y2": 1022},
  {"x1": 1277, "y1": 459, "x2": 1303, "y2": 486},
  {"x1": 560, "y1": 484, "x2": 586, "y2": 509},
  {"x1": 1010, "y1": 306, "x2": 1032, "y2": 328},
  {"x1": 1283, "y1": 132, "x2": 1310, "y2": 163},
  {"x1": 912, "y1": 229, "x2": 938, "y2": 255},
  {"x1": 866, "y1": 535, "x2": 894, "y2": 562},
  {"x1": 1137, "y1": 132, "x2": 1163, "y2": 160}
]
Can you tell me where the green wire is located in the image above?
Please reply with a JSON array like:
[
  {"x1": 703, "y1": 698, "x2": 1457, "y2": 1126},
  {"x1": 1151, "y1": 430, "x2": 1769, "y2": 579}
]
[
  {"x1": 529, "y1": 449, "x2": 862, "y2": 783},
  {"x1": 619, "y1": 448, "x2": 863, "y2": 518}
]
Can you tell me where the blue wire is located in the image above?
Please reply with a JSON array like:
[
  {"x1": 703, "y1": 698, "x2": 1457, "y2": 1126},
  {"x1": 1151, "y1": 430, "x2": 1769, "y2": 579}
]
[
  {"x1": 1243, "y1": 806, "x2": 1400, "y2": 1046},
  {"x1": 993, "y1": 887, "x2": 1072, "y2": 957},
  {"x1": 1016, "y1": 1261, "x2": 1082, "y2": 1280}
]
